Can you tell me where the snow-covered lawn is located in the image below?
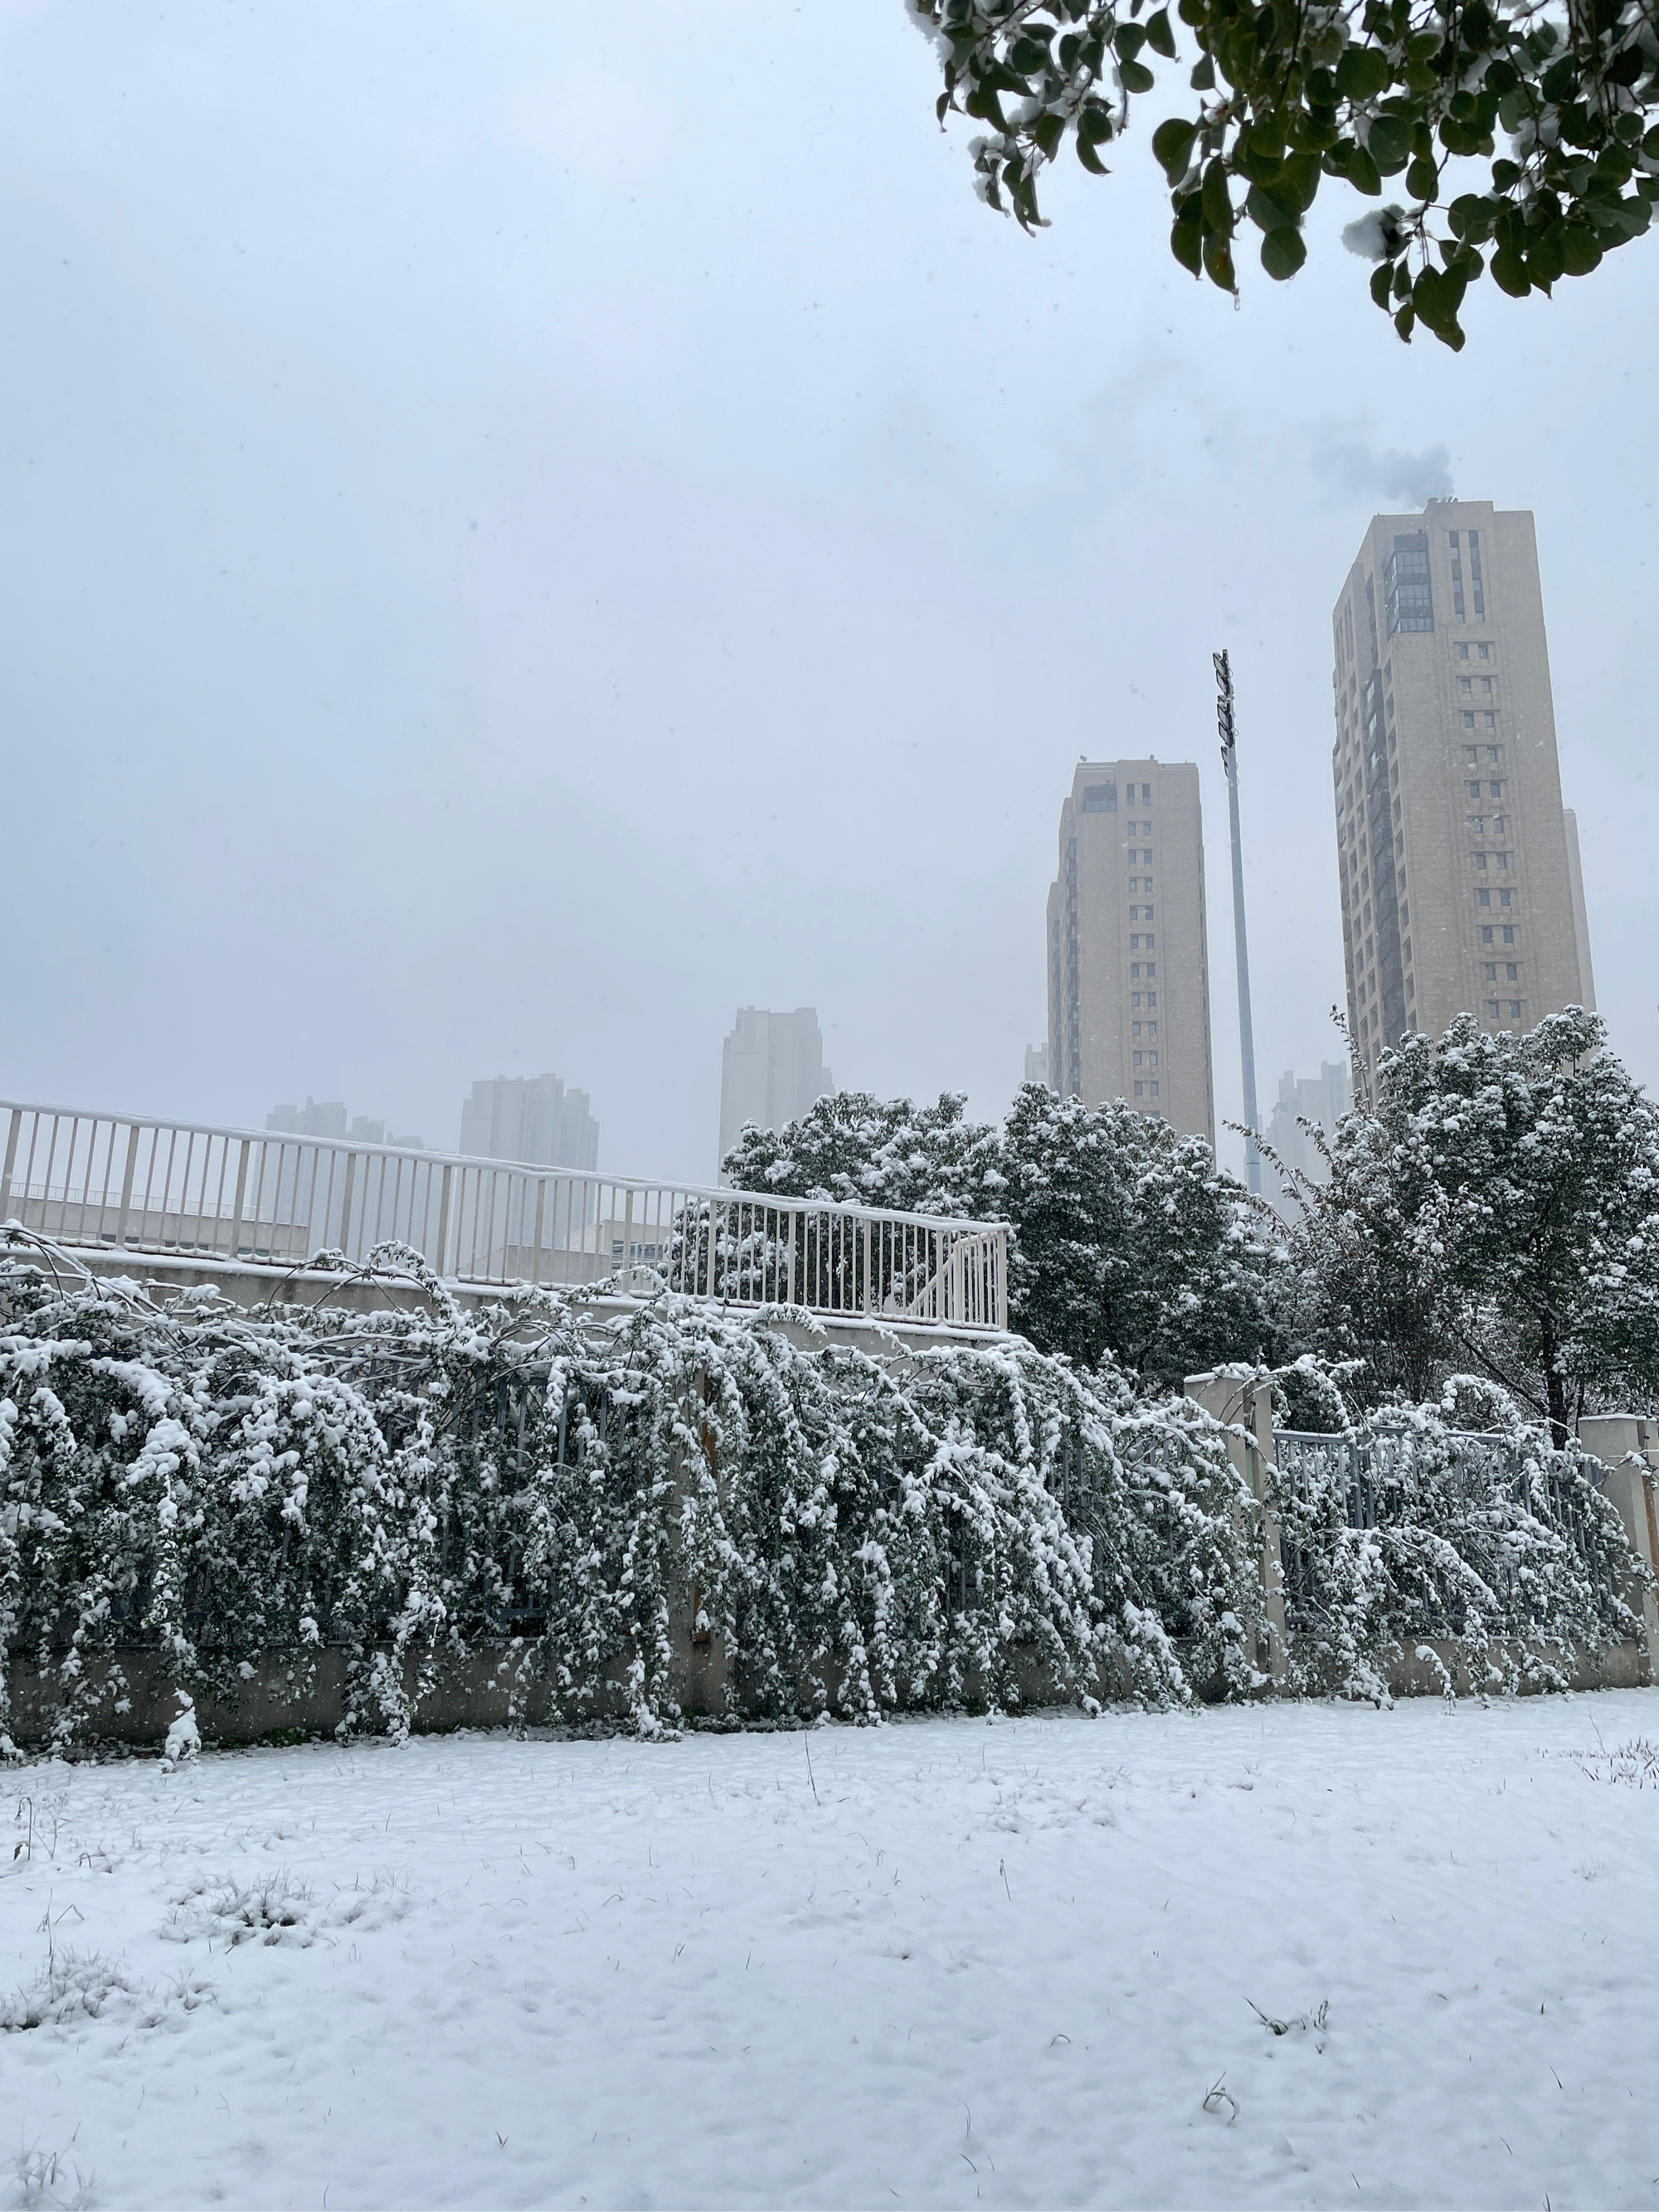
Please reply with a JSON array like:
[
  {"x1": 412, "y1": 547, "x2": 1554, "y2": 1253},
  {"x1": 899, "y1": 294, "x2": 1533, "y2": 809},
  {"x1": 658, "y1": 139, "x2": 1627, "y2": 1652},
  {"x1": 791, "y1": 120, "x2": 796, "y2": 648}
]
[{"x1": 4, "y1": 1695, "x2": 1659, "y2": 2211}]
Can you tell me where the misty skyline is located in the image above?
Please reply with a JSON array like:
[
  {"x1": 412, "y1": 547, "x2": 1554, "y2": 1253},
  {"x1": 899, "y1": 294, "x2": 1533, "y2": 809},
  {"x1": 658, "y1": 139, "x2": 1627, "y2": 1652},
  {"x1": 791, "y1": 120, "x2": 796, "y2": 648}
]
[{"x1": 2, "y1": 2, "x2": 1653, "y2": 1189}]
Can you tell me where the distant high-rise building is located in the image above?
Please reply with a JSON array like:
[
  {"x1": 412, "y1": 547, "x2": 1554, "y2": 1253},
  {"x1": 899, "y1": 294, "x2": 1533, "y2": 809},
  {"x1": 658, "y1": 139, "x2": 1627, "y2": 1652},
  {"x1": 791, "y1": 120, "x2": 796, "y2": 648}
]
[
  {"x1": 718, "y1": 1008, "x2": 834, "y2": 1174},
  {"x1": 1266, "y1": 1061, "x2": 1351, "y2": 1212},
  {"x1": 266, "y1": 1097, "x2": 422, "y2": 1149},
  {"x1": 1044, "y1": 759, "x2": 1215, "y2": 1143},
  {"x1": 1024, "y1": 1042, "x2": 1049, "y2": 1089},
  {"x1": 1331, "y1": 500, "x2": 1594, "y2": 1105},
  {"x1": 459, "y1": 1073, "x2": 599, "y2": 1171}
]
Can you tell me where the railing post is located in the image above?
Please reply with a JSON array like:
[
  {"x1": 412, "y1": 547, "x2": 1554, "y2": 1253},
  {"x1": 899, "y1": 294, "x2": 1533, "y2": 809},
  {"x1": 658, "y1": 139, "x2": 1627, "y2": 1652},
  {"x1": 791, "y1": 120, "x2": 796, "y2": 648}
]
[
  {"x1": 530, "y1": 1178, "x2": 546, "y2": 1286},
  {"x1": 622, "y1": 1188, "x2": 635, "y2": 1297},
  {"x1": 228, "y1": 1138, "x2": 251, "y2": 1260},
  {"x1": 431, "y1": 1163, "x2": 450, "y2": 1276},
  {"x1": 0, "y1": 1107, "x2": 22, "y2": 1223},
  {"x1": 338, "y1": 1150, "x2": 357, "y2": 1257},
  {"x1": 115, "y1": 1125, "x2": 139, "y2": 1247}
]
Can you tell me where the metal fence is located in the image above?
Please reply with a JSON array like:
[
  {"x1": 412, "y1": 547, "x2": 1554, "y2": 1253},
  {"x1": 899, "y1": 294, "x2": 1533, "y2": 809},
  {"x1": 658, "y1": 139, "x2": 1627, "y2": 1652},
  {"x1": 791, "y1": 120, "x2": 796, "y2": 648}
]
[
  {"x1": 1272, "y1": 1422, "x2": 1609, "y2": 1634},
  {"x1": 0, "y1": 1100, "x2": 1008, "y2": 1332}
]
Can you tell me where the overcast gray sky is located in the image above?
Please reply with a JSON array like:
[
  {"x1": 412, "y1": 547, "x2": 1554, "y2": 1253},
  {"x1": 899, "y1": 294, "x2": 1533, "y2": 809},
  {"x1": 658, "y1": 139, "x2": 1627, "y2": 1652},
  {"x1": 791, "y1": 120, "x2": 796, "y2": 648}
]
[{"x1": 2, "y1": 0, "x2": 1653, "y2": 1185}]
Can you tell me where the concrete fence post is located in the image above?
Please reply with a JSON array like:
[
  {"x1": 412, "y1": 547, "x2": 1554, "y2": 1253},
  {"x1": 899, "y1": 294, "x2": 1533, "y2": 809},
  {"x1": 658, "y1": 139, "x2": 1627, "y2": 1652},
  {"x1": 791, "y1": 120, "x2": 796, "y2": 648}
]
[
  {"x1": 1185, "y1": 1366, "x2": 1288, "y2": 1685},
  {"x1": 1579, "y1": 1414, "x2": 1659, "y2": 1685}
]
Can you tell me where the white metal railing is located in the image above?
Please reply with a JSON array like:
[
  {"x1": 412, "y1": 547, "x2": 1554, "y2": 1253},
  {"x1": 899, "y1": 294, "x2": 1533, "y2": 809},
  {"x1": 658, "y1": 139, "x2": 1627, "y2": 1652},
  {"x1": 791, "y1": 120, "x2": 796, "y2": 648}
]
[{"x1": 0, "y1": 1101, "x2": 1009, "y2": 1333}]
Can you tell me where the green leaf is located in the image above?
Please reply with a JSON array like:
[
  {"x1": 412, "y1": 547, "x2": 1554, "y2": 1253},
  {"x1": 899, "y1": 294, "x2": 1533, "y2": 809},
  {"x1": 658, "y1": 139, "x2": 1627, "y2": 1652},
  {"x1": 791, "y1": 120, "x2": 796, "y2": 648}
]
[
  {"x1": 1189, "y1": 50, "x2": 1216, "y2": 88},
  {"x1": 1394, "y1": 301, "x2": 1416, "y2": 341},
  {"x1": 1118, "y1": 57, "x2": 1156, "y2": 91},
  {"x1": 1151, "y1": 116, "x2": 1199, "y2": 180},
  {"x1": 1405, "y1": 154, "x2": 1439, "y2": 200},
  {"x1": 1260, "y1": 226, "x2": 1307, "y2": 280},
  {"x1": 1170, "y1": 211, "x2": 1204, "y2": 276},
  {"x1": 1346, "y1": 143, "x2": 1383, "y2": 194},
  {"x1": 1335, "y1": 46, "x2": 1390, "y2": 100},
  {"x1": 1370, "y1": 260, "x2": 1394, "y2": 309},
  {"x1": 1528, "y1": 220, "x2": 1565, "y2": 286},
  {"x1": 1146, "y1": 7, "x2": 1178, "y2": 56},
  {"x1": 1115, "y1": 21, "x2": 1148, "y2": 59},
  {"x1": 1078, "y1": 135, "x2": 1112, "y2": 173},
  {"x1": 1447, "y1": 192, "x2": 1494, "y2": 242},
  {"x1": 1246, "y1": 182, "x2": 1299, "y2": 233},
  {"x1": 1489, "y1": 244, "x2": 1530, "y2": 294},
  {"x1": 1200, "y1": 157, "x2": 1232, "y2": 232},
  {"x1": 1366, "y1": 116, "x2": 1410, "y2": 174},
  {"x1": 1559, "y1": 223, "x2": 1603, "y2": 275},
  {"x1": 1201, "y1": 231, "x2": 1237, "y2": 291},
  {"x1": 1033, "y1": 110, "x2": 1065, "y2": 160}
]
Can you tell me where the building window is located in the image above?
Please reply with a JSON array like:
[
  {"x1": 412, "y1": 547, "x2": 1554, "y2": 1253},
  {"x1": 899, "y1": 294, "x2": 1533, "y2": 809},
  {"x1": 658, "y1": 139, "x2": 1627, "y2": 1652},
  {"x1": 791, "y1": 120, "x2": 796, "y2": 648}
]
[
  {"x1": 1490, "y1": 780, "x2": 1502, "y2": 798},
  {"x1": 1486, "y1": 746, "x2": 1500, "y2": 762},
  {"x1": 1497, "y1": 852, "x2": 1509, "y2": 870},
  {"x1": 1134, "y1": 1081, "x2": 1144, "y2": 1097},
  {"x1": 1506, "y1": 963, "x2": 1519, "y2": 981},
  {"x1": 1482, "y1": 712, "x2": 1496, "y2": 728},
  {"x1": 1499, "y1": 889, "x2": 1511, "y2": 907},
  {"x1": 1476, "y1": 852, "x2": 1488, "y2": 870},
  {"x1": 1146, "y1": 932, "x2": 1155, "y2": 948},
  {"x1": 1150, "y1": 1082, "x2": 1160, "y2": 1097},
  {"x1": 1460, "y1": 676, "x2": 1472, "y2": 694},
  {"x1": 1385, "y1": 531, "x2": 1434, "y2": 633},
  {"x1": 1133, "y1": 1051, "x2": 1143, "y2": 1068},
  {"x1": 1468, "y1": 780, "x2": 1481, "y2": 798},
  {"x1": 1146, "y1": 992, "x2": 1156, "y2": 1007},
  {"x1": 1082, "y1": 783, "x2": 1117, "y2": 812},
  {"x1": 1147, "y1": 1021, "x2": 1158, "y2": 1037},
  {"x1": 1131, "y1": 936, "x2": 1141, "y2": 950},
  {"x1": 1146, "y1": 962, "x2": 1156, "y2": 979},
  {"x1": 1501, "y1": 925, "x2": 1515, "y2": 944},
  {"x1": 1449, "y1": 529, "x2": 1467, "y2": 622},
  {"x1": 1131, "y1": 992, "x2": 1142, "y2": 1009},
  {"x1": 1131, "y1": 962, "x2": 1141, "y2": 979},
  {"x1": 1508, "y1": 999, "x2": 1521, "y2": 1018},
  {"x1": 1468, "y1": 530, "x2": 1485, "y2": 619},
  {"x1": 1493, "y1": 814, "x2": 1506, "y2": 834},
  {"x1": 1132, "y1": 1021, "x2": 1142, "y2": 1037},
  {"x1": 1487, "y1": 999, "x2": 1501, "y2": 1018},
  {"x1": 1145, "y1": 903, "x2": 1154, "y2": 919},
  {"x1": 1485, "y1": 962, "x2": 1498, "y2": 981},
  {"x1": 1480, "y1": 677, "x2": 1493, "y2": 694},
  {"x1": 1478, "y1": 889, "x2": 1491, "y2": 907},
  {"x1": 1462, "y1": 712, "x2": 1476, "y2": 729},
  {"x1": 1481, "y1": 925, "x2": 1493, "y2": 943},
  {"x1": 1147, "y1": 1051, "x2": 1159, "y2": 1066},
  {"x1": 1406, "y1": 971, "x2": 1414, "y2": 998},
  {"x1": 1457, "y1": 643, "x2": 1470, "y2": 660},
  {"x1": 1478, "y1": 642, "x2": 1491, "y2": 660}
]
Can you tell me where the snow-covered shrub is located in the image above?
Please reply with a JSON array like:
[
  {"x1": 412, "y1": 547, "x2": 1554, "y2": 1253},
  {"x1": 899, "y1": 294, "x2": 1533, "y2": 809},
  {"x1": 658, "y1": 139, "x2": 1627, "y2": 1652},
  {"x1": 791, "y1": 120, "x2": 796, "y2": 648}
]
[
  {"x1": 1267, "y1": 1362, "x2": 1644, "y2": 1698},
  {"x1": 0, "y1": 1242, "x2": 1264, "y2": 1742}
]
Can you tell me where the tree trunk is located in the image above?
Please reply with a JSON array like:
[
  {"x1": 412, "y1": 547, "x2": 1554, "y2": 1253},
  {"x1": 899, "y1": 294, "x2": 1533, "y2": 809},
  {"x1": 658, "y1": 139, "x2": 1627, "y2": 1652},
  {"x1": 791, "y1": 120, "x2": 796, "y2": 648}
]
[{"x1": 1540, "y1": 1305, "x2": 1570, "y2": 1451}]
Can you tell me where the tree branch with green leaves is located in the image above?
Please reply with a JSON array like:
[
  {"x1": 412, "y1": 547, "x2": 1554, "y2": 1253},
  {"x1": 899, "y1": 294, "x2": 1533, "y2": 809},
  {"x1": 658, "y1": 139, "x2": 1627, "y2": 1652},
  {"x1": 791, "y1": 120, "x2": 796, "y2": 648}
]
[{"x1": 912, "y1": 0, "x2": 1659, "y2": 347}]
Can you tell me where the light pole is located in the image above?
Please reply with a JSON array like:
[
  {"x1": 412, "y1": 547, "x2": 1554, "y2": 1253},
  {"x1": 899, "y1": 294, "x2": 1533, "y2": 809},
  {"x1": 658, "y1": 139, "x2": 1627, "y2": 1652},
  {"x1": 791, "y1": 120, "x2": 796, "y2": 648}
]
[{"x1": 1214, "y1": 649, "x2": 1262, "y2": 1195}]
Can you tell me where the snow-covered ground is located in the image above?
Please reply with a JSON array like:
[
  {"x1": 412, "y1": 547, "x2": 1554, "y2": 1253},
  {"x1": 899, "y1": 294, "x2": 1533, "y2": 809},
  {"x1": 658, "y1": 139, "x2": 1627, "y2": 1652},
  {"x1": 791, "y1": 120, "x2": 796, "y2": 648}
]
[{"x1": 4, "y1": 1694, "x2": 1659, "y2": 2211}]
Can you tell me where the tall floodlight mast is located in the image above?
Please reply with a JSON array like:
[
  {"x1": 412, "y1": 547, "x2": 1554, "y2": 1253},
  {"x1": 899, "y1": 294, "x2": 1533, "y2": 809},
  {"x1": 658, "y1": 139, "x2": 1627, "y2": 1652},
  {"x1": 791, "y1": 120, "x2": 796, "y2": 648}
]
[{"x1": 1214, "y1": 649, "x2": 1262, "y2": 1195}]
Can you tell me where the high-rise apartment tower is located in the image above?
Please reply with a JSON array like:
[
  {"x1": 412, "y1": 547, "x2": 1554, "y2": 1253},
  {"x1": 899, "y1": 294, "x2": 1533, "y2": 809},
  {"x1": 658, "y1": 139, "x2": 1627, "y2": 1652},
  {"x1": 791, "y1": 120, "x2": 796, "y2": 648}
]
[
  {"x1": 1331, "y1": 500, "x2": 1594, "y2": 1103},
  {"x1": 459, "y1": 1072, "x2": 599, "y2": 1171},
  {"x1": 718, "y1": 1008, "x2": 834, "y2": 1175},
  {"x1": 1044, "y1": 759, "x2": 1216, "y2": 1142}
]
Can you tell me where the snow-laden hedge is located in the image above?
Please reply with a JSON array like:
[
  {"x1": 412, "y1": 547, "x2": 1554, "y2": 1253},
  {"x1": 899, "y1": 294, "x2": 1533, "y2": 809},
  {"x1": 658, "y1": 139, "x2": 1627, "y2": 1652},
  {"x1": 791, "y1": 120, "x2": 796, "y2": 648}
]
[
  {"x1": 1268, "y1": 1359, "x2": 1646, "y2": 1699},
  {"x1": 0, "y1": 1247, "x2": 1642, "y2": 1749},
  {"x1": 0, "y1": 1244, "x2": 1266, "y2": 1748}
]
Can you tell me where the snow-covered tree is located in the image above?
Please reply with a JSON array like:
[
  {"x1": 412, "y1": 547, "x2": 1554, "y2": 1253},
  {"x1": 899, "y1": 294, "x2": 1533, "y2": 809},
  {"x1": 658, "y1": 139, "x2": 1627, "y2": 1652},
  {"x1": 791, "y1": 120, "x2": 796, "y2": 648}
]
[
  {"x1": 1279, "y1": 1009, "x2": 1659, "y2": 1438},
  {"x1": 723, "y1": 1082, "x2": 1281, "y2": 1388}
]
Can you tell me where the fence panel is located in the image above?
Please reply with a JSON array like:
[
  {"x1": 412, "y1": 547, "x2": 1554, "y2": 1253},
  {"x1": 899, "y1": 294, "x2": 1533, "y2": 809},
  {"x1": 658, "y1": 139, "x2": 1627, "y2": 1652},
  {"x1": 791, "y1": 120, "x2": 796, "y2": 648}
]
[{"x1": 0, "y1": 1100, "x2": 1008, "y2": 1332}]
